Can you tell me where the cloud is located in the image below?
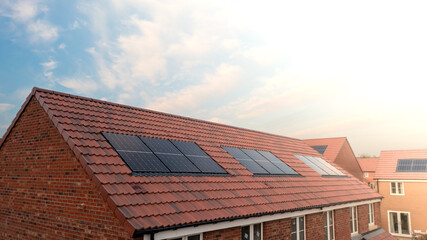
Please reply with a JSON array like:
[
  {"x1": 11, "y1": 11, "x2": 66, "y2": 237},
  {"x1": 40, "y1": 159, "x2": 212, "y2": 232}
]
[
  {"x1": 27, "y1": 19, "x2": 58, "y2": 42},
  {"x1": 0, "y1": 103, "x2": 14, "y2": 113},
  {"x1": 40, "y1": 60, "x2": 57, "y2": 80},
  {"x1": 146, "y1": 64, "x2": 241, "y2": 113},
  {"x1": 59, "y1": 77, "x2": 99, "y2": 94},
  {"x1": 1, "y1": 0, "x2": 39, "y2": 22},
  {"x1": 58, "y1": 43, "x2": 66, "y2": 49}
]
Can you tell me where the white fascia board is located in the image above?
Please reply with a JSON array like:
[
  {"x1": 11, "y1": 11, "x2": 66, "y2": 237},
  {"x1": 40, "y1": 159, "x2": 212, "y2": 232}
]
[
  {"x1": 154, "y1": 198, "x2": 380, "y2": 240},
  {"x1": 378, "y1": 179, "x2": 427, "y2": 182}
]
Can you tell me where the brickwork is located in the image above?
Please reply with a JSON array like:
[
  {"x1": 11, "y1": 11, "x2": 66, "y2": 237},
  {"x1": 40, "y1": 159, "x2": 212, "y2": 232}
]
[
  {"x1": 263, "y1": 218, "x2": 291, "y2": 240},
  {"x1": 204, "y1": 226, "x2": 240, "y2": 240},
  {"x1": 0, "y1": 97, "x2": 134, "y2": 240},
  {"x1": 306, "y1": 213, "x2": 323, "y2": 240},
  {"x1": 357, "y1": 204, "x2": 369, "y2": 234},
  {"x1": 334, "y1": 207, "x2": 351, "y2": 240},
  {"x1": 374, "y1": 202, "x2": 381, "y2": 226}
]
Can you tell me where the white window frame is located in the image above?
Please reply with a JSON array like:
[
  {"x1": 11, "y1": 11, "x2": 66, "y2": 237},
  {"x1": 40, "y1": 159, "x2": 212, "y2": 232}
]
[
  {"x1": 350, "y1": 207, "x2": 358, "y2": 235},
  {"x1": 291, "y1": 216, "x2": 305, "y2": 240},
  {"x1": 365, "y1": 172, "x2": 369, "y2": 177},
  {"x1": 369, "y1": 183, "x2": 375, "y2": 190},
  {"x1": 368, "y1": 203, "x2": 374, "y2": 225},
  {"x1": 387, "y1": 210, "x2": 411, "y2": 237},
  {"x1": 168, "y1": 234, "x2": 203, "y2": 240},
  {"x1": 241, "y1": 223, "x2": 263, "y2": 240},
  {"x1": 324, "y1": 211, "x2": 334, "y2": 240},
  {"x1": 390, "y1": 182, "x2": 404, "y2": 195}
]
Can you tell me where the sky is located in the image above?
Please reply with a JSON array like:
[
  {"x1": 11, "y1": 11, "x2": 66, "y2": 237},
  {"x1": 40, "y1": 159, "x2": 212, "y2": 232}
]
[{"x1": 1, "y1": 0, "x2": 427, "y2": 156}]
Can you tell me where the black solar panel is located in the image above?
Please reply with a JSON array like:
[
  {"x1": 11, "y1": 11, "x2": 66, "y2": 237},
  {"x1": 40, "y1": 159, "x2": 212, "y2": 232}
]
[
  {"x1": 104, "y1": 133, "x2": 227, "y2": 175},
  {"x1": 396, "y1": 159, "x2": 427, "y2": 172},
  {"x1": 172, "y1": 141, "x2": 208, "y2": 156},
  {"x1": 140, "y1": 137, "x2": 182, "y2": 154},
  {"x1": 258, "y1": 151, "x2": 298, "y2": 175},
  {"x1": 241, "y1": 149, "x2": 283, "y2": 174},
  {"x1": 103, "y1": 132, "x2": 151, "y2": 152},
  {"x1": 156, "y1": 154, "x2": 201, "y2": 173},
  {"x1": 222, "y1": 147, "x2": 269, "y2": 174},
  {"x1": 187, "y1": 156, "x2": 227, "y2": 173},
  {"x1": 119, "y1": 151, "x2": 169, "y2": 172},
  {"x1": 311, "y1": 145, "x2": 328, "y2": 155},
  {"x1": 223, "y1": 146, "x2": 251, "y2": 159}
]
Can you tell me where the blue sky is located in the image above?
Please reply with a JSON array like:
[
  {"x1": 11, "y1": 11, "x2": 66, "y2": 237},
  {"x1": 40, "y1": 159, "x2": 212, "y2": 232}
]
[{"x1": 1, "y1": 0, "x2": 427, "y2": 156}]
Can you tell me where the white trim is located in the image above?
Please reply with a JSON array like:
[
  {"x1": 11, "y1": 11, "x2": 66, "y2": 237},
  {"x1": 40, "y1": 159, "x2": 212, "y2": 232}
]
[
  {"x1": 291, "y1": 215, "x2": 306, "y2": 240},
  {"x1": 368, "y1": 203, "x2": 374, "y2": 225},
  {"x1": 387, "y1": 210, "x2": 412, "y2": 236},
  {"x1": 324, "y1": 211, "x2": 334, "y2": 240},
  {"x1": 350, "y1": 206, "x2": 358, "y2": 235},
  {"x1": 154, "y1": 199, "x2": 380, "y2": 240},
  {"x1": 378, "y1": 179, "x2": 427, "y2": 182},
  {"x1": 365, "y1": 172, "x2": 369, "y2": 177}
]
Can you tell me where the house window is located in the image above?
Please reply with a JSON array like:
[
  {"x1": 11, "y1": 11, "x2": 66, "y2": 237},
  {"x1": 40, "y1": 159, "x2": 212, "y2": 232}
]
[
  {"x1": 170, "y1": 234, "x2": 202, "y2": 240},
  {"x1": 291, "y1": 216, "x2": 305, "y2": 240},
  {"x1": 324, "y1": 211, "x2": 334, "y2": 240},
  {"x1": 388, "y1": 211, "x2": 410, "y2": 235},
  {"x1": 368, "y1": 204, "x2": 374, "y2": 225},
  {"x1": 350, "y1": 207, "x2": 358, "y2": 234},
  {"x1": 369, "y1": 183, "x2": 375, "y2": 190},
  {"x1": 390, "y1": 182, "x2": 404, "y2": 195},
  {"x1": 242, "y1": 223, "x2": 262, "y2": 240},
  {"x1": 365, "y1": 172, "x2": 369, "y2": 177}
]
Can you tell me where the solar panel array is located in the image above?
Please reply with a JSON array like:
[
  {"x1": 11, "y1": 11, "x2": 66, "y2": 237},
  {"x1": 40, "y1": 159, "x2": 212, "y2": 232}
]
[
  {"x1": 103, "y1": 132, "x2": 227, "y2": 174},
  {"x1": 222, "y1": 146, "x2": 298, "y2": 175},
  {"x1": 294, "y1": 155, "x2": 345, "y2": 176},
  {"x1": 310, "y1": 145, "x2": 328, "y2": 155},
  {"x1": 396, "y1": 159, "x2": 427, "y2": 172}
]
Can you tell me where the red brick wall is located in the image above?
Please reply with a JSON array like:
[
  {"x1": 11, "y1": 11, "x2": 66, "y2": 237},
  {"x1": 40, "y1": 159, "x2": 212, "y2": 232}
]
[
  {"x1": 334, "y1": 207, "x2": 351, "y2": 239},
  {"x1": 374, "y1": 202, "x2": 381, "y2": 226},
  {"x1": 357, "y1": 205, "x2": 369, "y2": 234},
  {"x1": 0, "y1": 97, "x2": 134, "y2": 240},
  {"x1": 263, "y1": 218, "x2": 291, "y2": 240},
  {"x1": 204, "y1": 226, "x2": 240, "y2": 240},
  {"x1": 306, "y1": 213, "x2": 323, "y2": 240}
]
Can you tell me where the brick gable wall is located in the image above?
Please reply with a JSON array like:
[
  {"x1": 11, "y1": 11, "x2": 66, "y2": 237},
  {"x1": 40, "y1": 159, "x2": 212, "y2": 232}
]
[{"x1": 0, "y1": 97, "x2": 134, "y2": 240}]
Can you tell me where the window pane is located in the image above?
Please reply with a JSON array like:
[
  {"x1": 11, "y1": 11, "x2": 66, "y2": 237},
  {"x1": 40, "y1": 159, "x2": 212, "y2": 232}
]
[
  {"x1": 391, "y1": 182, "x2": 396, "y2": 194},
  {"x1": 242, "y1": 226, "x2": 250, "y2": 240},
  {"x1": 299, "y1": 217, "x2": 305, "y2": 240},
  {"x1": 188, "y1": 235, "x2": 200, "y2": 240},
  {"x1": 299, "y1": 230, "x2": 304, "y2": 240},
  {"x1": 401, "y1": 213, "x2": 410, "y2": 234},
  {"x1": 291, "y1": 218, "x2": 297, "y2": 240},
  {"x1": 398, "y1": 183, "x2": 403, "y2": 194},
  {"x1": 254, "y1": 223, "x2": 262, "y2": 240},
  {"x1": 329, "y1": 226, "x2": 334, "y2": 240},
  {"x1": 350, "y1": 208, "x2": 354, "y2": 233},
  {"x1": 389, "y1": 212, "x2": 398, "y2": 233}
]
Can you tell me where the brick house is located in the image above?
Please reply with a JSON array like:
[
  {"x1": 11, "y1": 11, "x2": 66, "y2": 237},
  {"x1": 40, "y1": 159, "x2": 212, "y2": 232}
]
[
  {"x1": 375, "y1": 149, "x2": 427, "y2": 239},
  {"x1": 357, "y1": 158, "x2": 379, "y2": 190},
  {"x1": 0, "y1": 88, "x2": 394, "y2": 240},
  {"x1": 303, "y1": 137, "x2": 364, "y2": 181}
]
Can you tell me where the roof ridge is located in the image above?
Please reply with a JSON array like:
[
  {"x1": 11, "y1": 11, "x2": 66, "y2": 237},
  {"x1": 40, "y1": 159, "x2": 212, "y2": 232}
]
[
  {"x1": 33, "y1": 87, "x2": 301, "y2": 142},
  {"x1": 304, "y1": 137, "x2": 347, "y2": 141}
]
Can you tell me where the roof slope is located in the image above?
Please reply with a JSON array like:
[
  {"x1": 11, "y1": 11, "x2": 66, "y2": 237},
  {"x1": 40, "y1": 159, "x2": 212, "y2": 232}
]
[
  {"x1": 357, "y1": 158, "x2": 378, "y2": 172},
  {"x1": 303, "y1": 137, "x2": 347, "y2": 162},
  {"x1": 375, "y1": 149, "x2": 427, "y2": 180},
  {"x1": 1, "y1": 88, "x2": 381, "y2": 236}
]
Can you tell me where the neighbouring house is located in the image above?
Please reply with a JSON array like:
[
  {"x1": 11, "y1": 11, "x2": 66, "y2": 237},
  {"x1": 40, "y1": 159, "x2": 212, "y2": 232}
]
[
  {"x1": 303, "y1": 137, "x2": 364, "y2": 181},
  {"x1": 375, "y1": 149, "x2": 427, "y2": 239},
  {"x1": 357, "y1": 158, "x2": 379, "y2": 190},
  {"x1": 0, "y1": 88, "x2": 394, "y2": 240}
]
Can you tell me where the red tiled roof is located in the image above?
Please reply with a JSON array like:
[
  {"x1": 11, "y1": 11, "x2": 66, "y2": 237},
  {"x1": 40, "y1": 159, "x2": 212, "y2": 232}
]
[
  {"x1": 357, "y1": 158, "x2": 378, "y2": 172},
  {"x1": 1, "y1": 88, "x2": 381, "y2": 236},
  {"x1": 375, "y1": 149, "x2": 427, "y2": 180},
  {"x1": 302, "y1": 137, "x2": 346, "y2": 162}
]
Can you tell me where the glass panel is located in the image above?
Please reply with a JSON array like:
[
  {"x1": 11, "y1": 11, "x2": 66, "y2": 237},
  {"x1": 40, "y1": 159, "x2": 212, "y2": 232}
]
[
  {"x1": 299, "y1": 217, "x2": 305, "y2": 240},
  {"x1": 350, "y1": 209, "x2": 354, "y2": 233},
  {"x1": 291, "y1": 218, "x2": 297, "y2": 240},
  {"x1": 353, "y1": 207, "x2": 358, "y2": 232},
  {"x1": 253, "y1": 223, "x2": 262, "y2": 240},
  {"x1": 188, "y1": 235, "x2": 200, "y2": 240},
  {"x1": 389, "y1": 212, "x2": 398, "y2": 233},
  {"x1": 391, "y1": 182, "x2": 396, "y2": 194},
  {"x1": 241, "y1": 226, "x2": 250, "y2": 240},
  {"x1": 397, "y1": 183, "x2": 403, "y2": 194},
  {"x1": 401, "y1": 213, "x2": 409, "y2": 235}
]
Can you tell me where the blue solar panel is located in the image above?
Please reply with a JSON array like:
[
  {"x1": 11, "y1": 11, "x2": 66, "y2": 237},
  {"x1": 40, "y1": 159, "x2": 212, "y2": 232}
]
[
  {"x1": 140, "y1": 137, "x2": 181, "y2": 154},
  {"x1": 118, "y1": 151, "x2": 169, "y2": 172},
  {"x1": 103, "y1": 132, "x2": 151, "y2": 152},
  {"x1": 172, "y1": 140, "x2": 208, "y2": 156},
  {"x1": 222, "y1": 146, "x2": 250, "y2": 159},
  {"x1": 258, "y1": 151, "x2": 298, "y2": 175},
  {"x1": 396, "y1": 159, "x2": 427, "y2": 172},
  {"x1": 238, "y1": 159, "x2": 269, "y2": 174}
]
